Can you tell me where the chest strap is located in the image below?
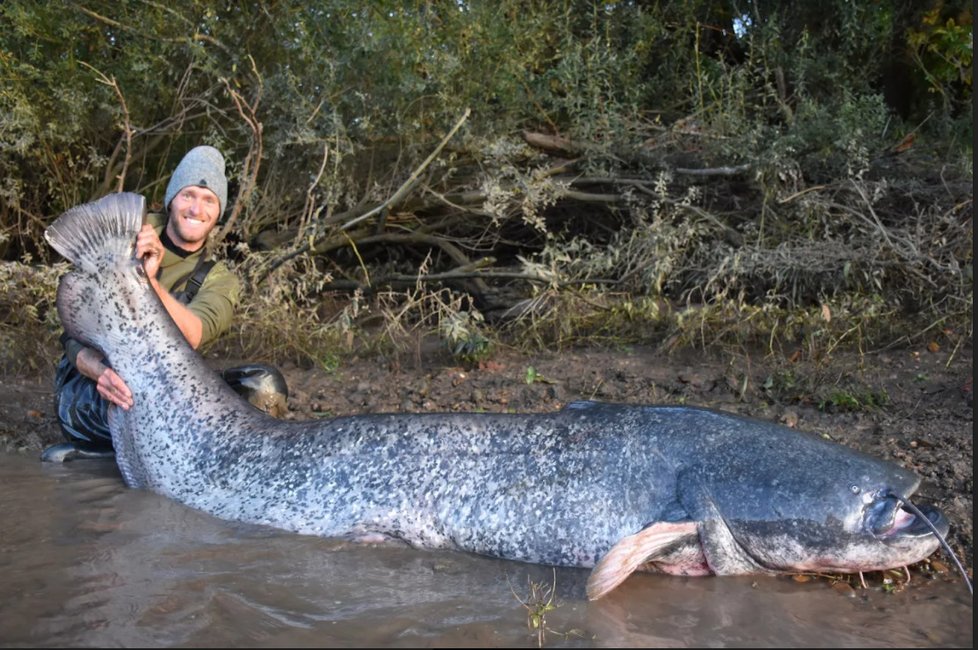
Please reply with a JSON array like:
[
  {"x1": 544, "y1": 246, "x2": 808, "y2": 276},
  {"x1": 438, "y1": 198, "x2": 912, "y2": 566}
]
[{"x1": 172, "y1": 256, "x2": 216, "y2": 304}]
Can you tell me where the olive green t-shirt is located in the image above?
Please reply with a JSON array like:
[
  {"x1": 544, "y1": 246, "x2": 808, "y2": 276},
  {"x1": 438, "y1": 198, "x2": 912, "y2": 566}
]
[{"x1": 62, "y1": 211, "x2": 240, "y2": 366}]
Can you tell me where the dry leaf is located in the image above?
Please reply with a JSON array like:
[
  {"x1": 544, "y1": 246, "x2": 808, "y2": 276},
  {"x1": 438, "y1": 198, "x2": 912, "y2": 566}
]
[
  {"x1": 831, "y1": 582, "x2": 856, "y2": 597},
  {"x1": 889, "y1": 132, "x2": 916, "y2": 154}
]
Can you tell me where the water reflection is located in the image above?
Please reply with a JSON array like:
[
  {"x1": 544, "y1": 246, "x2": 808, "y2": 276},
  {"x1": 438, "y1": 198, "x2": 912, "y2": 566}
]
[{"x1": 0, "y1": 454, "x2": 971, "y2": 647}]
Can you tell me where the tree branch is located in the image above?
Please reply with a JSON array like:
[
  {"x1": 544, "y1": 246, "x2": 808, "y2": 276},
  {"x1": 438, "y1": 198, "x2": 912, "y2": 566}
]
[
  {"x1": 340, "y1": 108, "x2": 471, "y2": 231},
  {"x1": 215, "y1": 55, "x2": 263, "y2": 246},
  {"x1": 80, "y1": 62, "x2": 133, "y2": 194}
]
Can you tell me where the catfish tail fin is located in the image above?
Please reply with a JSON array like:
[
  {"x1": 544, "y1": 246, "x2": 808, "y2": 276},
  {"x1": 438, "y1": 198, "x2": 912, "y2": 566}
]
[{"x1": 45, "y1": 192, "x2": 145, "y2": 273}]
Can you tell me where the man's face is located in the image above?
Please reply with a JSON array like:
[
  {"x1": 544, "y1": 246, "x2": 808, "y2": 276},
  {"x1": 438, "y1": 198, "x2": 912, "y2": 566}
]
[{"x1": 166, "y1": 185, "x2": 221, "y2": 251}]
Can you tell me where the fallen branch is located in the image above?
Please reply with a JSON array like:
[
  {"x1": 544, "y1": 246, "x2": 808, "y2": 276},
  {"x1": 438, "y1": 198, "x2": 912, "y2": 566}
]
[
  {"x1": 673, "y1": 164, "x2": 750, "y2": 176},
  {"x1": 521, "y1": 130, "x2": 579, "y2": 155},
  {"x1": 256, "y1": 109, "x2": 473, "y2": 284},
  {"x1": 340, "y1": 108, "x2": 471, "y2": 231}
]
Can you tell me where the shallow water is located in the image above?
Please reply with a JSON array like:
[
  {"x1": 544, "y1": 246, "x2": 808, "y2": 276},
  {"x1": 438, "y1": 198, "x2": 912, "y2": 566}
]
[{"x1": 0, "y1": 453, "x2": 971, "y2": 648}]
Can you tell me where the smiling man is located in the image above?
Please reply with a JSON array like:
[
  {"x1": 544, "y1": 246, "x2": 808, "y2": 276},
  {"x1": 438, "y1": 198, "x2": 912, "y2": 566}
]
[
  {"x1": 141, "y1": 146, "x2": 237, "y2": 354},
  {"x1": 43, "y1": 146, "x2": 254, "y2": 461}
]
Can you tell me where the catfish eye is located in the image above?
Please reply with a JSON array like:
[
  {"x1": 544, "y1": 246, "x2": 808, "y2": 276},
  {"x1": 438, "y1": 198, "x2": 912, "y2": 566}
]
[{"x1": 849, "y1": 485, "x2": 860, "y2": 494}]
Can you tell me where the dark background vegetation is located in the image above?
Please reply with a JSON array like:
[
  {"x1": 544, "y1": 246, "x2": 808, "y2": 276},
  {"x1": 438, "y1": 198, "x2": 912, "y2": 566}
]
[{"x1": 0, "y1": 0, "x2": 972, "y2": 372}]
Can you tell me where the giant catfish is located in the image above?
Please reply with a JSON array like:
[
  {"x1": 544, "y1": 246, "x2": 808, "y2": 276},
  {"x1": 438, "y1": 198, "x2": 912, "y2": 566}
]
[{"x1": 45, "y1": 192, "x2": 950, "y2": 600}]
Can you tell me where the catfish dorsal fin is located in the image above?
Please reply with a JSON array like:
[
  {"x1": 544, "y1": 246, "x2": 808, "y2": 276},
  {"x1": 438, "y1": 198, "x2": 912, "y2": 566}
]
[
  {"x1": 45, "y1": 192, "x2": 145, "y2": 273},
  {"x1": 586, "y1": 521, "x2": 698, "y2": 601}
]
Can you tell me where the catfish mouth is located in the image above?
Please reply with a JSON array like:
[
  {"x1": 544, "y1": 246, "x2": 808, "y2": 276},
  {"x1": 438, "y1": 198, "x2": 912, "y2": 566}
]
[{"x1": 869, "y1": 495, "x2": 949, "y2": 541}]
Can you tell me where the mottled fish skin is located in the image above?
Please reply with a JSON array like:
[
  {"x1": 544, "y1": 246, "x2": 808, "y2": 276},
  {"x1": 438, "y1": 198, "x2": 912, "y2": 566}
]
[{"x1": 47, "y1": 193, "x2": 948, "y2": 595}]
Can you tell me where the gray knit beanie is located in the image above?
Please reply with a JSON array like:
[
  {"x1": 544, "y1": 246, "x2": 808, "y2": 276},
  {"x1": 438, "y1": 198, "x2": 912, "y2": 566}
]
[{"x1": 163, "y1": 145, "x2": 228, "y2": 214}]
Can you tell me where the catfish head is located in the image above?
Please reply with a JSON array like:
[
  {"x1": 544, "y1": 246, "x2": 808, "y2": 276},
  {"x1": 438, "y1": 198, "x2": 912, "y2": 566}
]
[
  {"x1": 677, "y1": 444, "x2": 948, "y2": 576},
  {"x1": 587, "y1": 427, "x2": 948, "y2": 600}
]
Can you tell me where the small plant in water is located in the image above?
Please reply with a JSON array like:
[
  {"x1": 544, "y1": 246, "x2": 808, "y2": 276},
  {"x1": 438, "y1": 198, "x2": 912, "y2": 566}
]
[{"x1": 510, "y1": 569, "x2": 558, "y2": 648}]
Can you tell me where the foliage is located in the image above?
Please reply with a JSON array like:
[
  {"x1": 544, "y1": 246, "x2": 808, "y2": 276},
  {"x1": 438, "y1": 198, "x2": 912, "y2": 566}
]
[
  {"x1": 211, "y1": 249, "x2": 351, "y2": 370},
  {"x1": 0, "y1": 260, "x2": 65, "y2": 373},
  {"x1": 0, "y1": 1, "x2": 972, "y2": 370},
  {"x1": 906, "y1": 4, "x2": 973, "y2": 114}
]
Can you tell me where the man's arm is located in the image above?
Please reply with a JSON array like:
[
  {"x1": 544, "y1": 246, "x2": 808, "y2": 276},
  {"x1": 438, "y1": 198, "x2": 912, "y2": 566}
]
[
  {"x1": 136, "y1": 224, "x2": 205, "y2": 348},
  {"x1": 72, "y1": 345, "x2": 134, "y2": 410},
  {"x1": 65, "y1": 288, "x2": 205, "y2": 409}
]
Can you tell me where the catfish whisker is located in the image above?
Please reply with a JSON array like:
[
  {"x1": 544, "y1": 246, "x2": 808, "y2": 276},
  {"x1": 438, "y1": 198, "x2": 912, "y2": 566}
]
[{"x1": 889, "y1": 493, "x2": 972, "y2": 596}]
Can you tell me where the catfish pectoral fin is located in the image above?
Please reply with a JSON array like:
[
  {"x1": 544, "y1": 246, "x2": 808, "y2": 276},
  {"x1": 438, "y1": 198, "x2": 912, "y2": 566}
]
[{"x1": 586, "y1": 521, "x2": 699, "y2": 601}]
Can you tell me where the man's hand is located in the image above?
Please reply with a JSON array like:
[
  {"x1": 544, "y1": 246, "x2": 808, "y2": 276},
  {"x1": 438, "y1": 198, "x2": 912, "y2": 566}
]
[
  {"x1": 75, "y1": 347, "x2": 134, "y2": 410},
  {"x1": 136, "y1": 223, "x2": 165, "y2": 280},
  {"x1": 96, "y1": 366, "x2": 135, "y2": 410}
]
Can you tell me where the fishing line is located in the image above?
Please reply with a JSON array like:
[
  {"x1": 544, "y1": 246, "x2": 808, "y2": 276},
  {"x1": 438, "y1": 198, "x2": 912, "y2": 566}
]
[{"x1": 890, "y1": 493, "x2": 972, "y2": 596}]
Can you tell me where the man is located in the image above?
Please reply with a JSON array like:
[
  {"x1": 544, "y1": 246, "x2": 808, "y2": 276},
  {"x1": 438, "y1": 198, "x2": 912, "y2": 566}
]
[{"x1": 42, "y1": 145, "x2": 285, "y2": 462}]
